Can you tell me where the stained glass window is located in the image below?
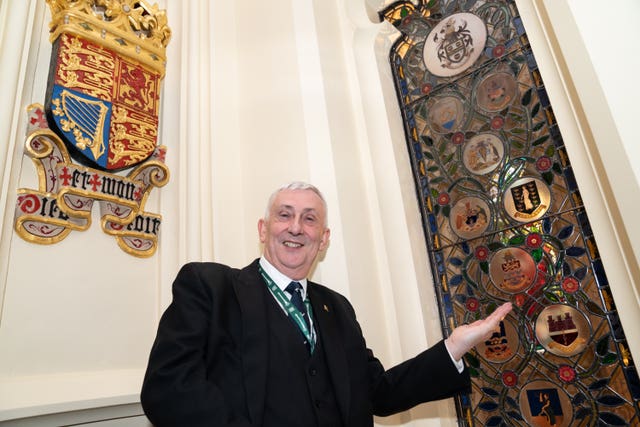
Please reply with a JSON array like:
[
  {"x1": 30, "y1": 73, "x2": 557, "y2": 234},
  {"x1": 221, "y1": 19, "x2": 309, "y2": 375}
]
[{"x1": 380, "y1": 0, "x2": 640, "y2": 425}]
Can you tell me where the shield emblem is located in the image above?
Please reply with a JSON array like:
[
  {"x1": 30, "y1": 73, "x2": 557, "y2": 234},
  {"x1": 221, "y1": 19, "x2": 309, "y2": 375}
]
[
  {"x1": 441, "y1": 35, "x2": 467, "y2": 64},
  {"x1": 45, "y1": 32, "x2": 161, "y2": 171},
  {"x1": 510, "y1": 180, "x2": 542, "y2": 214}
]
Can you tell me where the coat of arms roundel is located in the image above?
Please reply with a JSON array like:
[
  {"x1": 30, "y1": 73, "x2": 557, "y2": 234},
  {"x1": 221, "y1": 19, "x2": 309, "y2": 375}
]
[{"x1": 14, "y1": 0, "x2": 172, "y2": 257}]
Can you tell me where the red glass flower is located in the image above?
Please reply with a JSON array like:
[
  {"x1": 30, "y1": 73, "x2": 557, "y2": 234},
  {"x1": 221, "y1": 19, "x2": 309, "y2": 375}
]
[
  {"x1": 436, "y1": 192, "x2": 450, "y2": 206},
  {"x1": 502, "y1": 370, "x2": 518, "y2": 387},
  {"x1": 490, "y1": 116, "x2": 504, "y2": 130},
  {"x1": 558, "y1": 365, "x2": 576, "y2": 383},
  {"x1": 562, "y1": 277, "x2": 580, "y2": 294},
  {"x1": 526, "y1": 233, "x2": 542, "y2": 248},
  {"x1": 451, "y1": 132, "x2": 465, "y2": 145},
  {"x1": 474, "y1": 246, "x2": 489, "y2": 261},
  {"x1": 536, "y1": 156, "x2": 552, "y2": 172},
  {"x1": 465, "y1": 297, "x2": 479, "y2": 312}
]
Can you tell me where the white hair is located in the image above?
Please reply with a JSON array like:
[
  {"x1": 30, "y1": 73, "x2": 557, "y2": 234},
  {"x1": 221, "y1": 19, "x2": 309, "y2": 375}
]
[{"x1": 264, "y1": 181, "x2": 328, "y2": 226}]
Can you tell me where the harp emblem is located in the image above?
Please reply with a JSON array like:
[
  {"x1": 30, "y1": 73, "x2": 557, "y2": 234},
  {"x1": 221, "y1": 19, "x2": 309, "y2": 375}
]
[{"x1": 51, "y1": 89, "x2": 109, "y2": 161}]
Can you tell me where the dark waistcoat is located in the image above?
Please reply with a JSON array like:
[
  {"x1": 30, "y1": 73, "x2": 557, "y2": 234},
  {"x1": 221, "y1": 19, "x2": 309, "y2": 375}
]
[{"x1": 262, "y1": 285, "x2": 344, "y2": 427}]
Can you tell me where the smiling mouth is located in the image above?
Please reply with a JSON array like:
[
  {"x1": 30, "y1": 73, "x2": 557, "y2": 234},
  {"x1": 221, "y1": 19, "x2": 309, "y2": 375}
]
[{"x1": 283, "y1": 241, "x2": 303, "y2": 248}]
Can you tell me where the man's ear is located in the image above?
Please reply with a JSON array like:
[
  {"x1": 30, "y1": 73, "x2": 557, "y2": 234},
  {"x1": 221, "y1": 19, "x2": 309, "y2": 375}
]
[
  {"x1": 258, "y1": 218, "x2": 266, "y2": 243},
  {"x1": 319, "y1": 228, "x2": 331, "y2": 251}
]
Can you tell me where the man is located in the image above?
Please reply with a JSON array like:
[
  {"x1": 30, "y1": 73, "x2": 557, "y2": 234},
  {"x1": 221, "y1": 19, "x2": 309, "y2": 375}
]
[{"x1": 141, "y1": 182, "x2": 512, "y2": 426}]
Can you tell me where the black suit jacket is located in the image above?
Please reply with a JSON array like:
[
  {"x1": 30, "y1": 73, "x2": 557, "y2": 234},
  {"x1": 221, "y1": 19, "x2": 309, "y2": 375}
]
[{"x1": 141, "y1": 260, "x2": 470, "y2": 426}]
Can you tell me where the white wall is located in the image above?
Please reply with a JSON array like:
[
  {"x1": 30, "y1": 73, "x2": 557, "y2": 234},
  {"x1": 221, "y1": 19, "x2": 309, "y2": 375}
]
[
  {"x1": 0, "y1": 0, "x2": 638, "y2": 426},
  {"x1": 527, "y1": 0, "x2": 640, "y2": 361}
]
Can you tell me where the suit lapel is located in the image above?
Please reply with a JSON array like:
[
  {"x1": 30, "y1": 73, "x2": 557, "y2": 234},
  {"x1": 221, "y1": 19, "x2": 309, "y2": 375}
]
[
  {"x1": 309, "y1": 284, "x2": 351, "y2": 424},
  {"x1": 234, "y1": 260, "x2": 269, "y2": 425}
]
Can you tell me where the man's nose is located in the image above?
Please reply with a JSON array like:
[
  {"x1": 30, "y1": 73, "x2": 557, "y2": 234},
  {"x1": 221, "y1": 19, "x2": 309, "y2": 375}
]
[{"x1": 288, "y1": 217, "x2": 303, "y2": 234}]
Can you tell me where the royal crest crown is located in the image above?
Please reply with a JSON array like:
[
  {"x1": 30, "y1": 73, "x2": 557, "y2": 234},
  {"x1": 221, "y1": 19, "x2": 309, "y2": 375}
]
[{"x1": 46, "y1": 0, "x2": 171, "y2": 76}]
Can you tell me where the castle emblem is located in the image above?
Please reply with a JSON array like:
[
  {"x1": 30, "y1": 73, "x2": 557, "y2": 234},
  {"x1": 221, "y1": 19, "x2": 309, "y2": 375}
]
[
  {"x1": 535, "y1": 305, "x2": 590, "y2": 357},
  {"x1": 547, "y1": 312, "x2": 579, "y2": 347}
]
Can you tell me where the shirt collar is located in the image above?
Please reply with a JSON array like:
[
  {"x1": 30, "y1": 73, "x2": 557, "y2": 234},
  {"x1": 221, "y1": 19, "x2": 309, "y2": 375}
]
[{"x1": 259, "y1": 256, "x2": 308, "y2": 298}]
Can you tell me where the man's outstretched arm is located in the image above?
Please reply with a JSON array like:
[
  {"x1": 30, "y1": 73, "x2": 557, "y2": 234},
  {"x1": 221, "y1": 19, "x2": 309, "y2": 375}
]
[{"x1": 445, "y1": 302, "x2": 513, "y2": 361}]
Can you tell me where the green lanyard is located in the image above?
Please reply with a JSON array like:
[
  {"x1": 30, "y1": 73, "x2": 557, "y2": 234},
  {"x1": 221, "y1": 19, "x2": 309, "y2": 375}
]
[{"x1": 259, "y1": 266, "x2": 316, "y2": 353}]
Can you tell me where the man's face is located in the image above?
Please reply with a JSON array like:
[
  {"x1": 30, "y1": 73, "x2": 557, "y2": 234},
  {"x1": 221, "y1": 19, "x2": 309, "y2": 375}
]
[{"x1": 258, "y1": 189, "x2": 330, "y2": 280}]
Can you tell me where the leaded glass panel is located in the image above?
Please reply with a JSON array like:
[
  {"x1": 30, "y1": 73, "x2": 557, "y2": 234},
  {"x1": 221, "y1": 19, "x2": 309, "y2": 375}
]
[{"x1": 380, "y1": 0, "x2": 640, "y2": 425}]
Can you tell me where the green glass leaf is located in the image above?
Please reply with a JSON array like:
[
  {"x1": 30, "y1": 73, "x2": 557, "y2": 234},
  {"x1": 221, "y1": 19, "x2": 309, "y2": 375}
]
[
  {"x1": 443, "y1": 205, "x2": 450, "y2": 217},
  {"x1": 480, "y1": 261, "x2": 489, "y2": 274},
  {"x1": 596, "y1": 334, "x2": 610, "y2": 356},
  {"x1": 465, "y1": 353, "x2": 481, "y2": 368},
  {"x1": 443, "y1": 152, "x2": 454, "y2": 164},
  {"x1": 509, "y1": 235, "x2": 525, "y2": 245},
  {"x1": 602, "y1": 353, "x2": 618, "y2": 365},
  {"x1": 512, "y1": 141, "x2": 524, "y2": 149},
  {"x1": 531, "y1": 103, "x2": 540, "y2": 118},
  {"x1": 439, "y1": 142, "x2": 447, "y2": 154},
  {"x1": 531, "y1": 248, "x2": 543, "y2": 262},
  {"x1": 542, "y1": 171, "x2": 554, "y2": 185},
  {"x1": 544, "y1": 291, "x2": 559, "y2": 303},
  {"x1": 533, "y1": 121, "x2": 545, "y2": 131},
  {"x1": 427, "y1": 166, "x2": 439, "y2": 172},
  {"x1": 468, "y1": 366, "x2": 480, "y2": 377},
  {"x1": 509, "y1": 62, "x2": 520, "y2": 78},
  {"x1": 522, "y1": 88, "x2": 533, "y2": 106},
  {"x1": 585, "y1": 300, "x2": 606, "y2": 316},
  {"x1": 421, "y1": 135, "x2": 434, "y2": 146},
  {"x1": 532, "y1": 135, "x2": 550, "y2": 146},
  {"x1": 511, "y1": 128, "x2": 526, "y2": 134},
  {"x1": 400, "y1": 7, "x2": 409, "y2": 18},
  {"x1": 552, "y1": 162, "x2": 563, "y2": 174},
  {"x1": 487, "y1": 242, "x2": 504, "y2": 251},
  {"x1": 423, "y1": 151, "x2": 434, "y2": 160},
  {"x1": 597, "y1": 394, "x2": 625, "y2": 407},
  {"x1": 448, "y1": 163, "x2": 458, "y2": 175},
  {"x1": 545, "y1": 145, "x2": 555, "y2": 156}
]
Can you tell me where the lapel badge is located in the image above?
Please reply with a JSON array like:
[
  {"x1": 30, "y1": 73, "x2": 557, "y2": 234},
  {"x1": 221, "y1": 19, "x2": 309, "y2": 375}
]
[{"x1": 323, "y1": 304, "x2": 329, "y2": 312}]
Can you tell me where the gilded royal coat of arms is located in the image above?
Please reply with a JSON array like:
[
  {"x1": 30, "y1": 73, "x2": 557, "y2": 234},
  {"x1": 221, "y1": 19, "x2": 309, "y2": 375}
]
[{"x1": 14, "y1": 0, "x2": 171, "y2": 257}]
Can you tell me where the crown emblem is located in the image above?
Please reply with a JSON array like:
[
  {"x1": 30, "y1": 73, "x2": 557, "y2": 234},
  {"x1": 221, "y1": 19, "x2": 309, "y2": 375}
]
[
  {"x1": 501, "y1": 250, "x2": 521, "y2": 272},
  {"x1": 46, "y1": 0, "x2": 171, "y2": 76}
]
